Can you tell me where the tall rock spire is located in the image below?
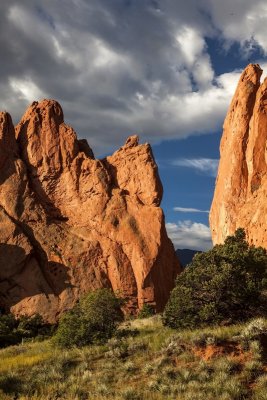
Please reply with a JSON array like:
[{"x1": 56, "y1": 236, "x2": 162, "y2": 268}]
[{"x1": 210, "y1": 64, "x2": 267, "y2": 247}]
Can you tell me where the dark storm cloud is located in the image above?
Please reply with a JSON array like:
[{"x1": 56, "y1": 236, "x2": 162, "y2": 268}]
[{"x1": 1, "y1": 0, "x2": 267, "y2": 154}]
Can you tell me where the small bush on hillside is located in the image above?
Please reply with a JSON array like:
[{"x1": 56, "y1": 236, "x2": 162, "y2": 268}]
[
  {"x1": 17, "y1": 314, "x2": 54, "y2": 339},
  {"x1": 105, "y1": 337, "x2": 129, "y2": 359},
  {"x1": 138, "y1": 304, "x2": 155, "y2": 318},
  {"x1": 163, "y1": 229, "x2": 267, "y2": 329},
  {"x1": 53, "y1": 288, "x2": 124, "y2": 348},
  {"x1": 241, "y1": 318, "x2": 267, "y2": 340},
  {"x1": 0, "y1": 313, "x2": 52, "y2": 348},
  {"x1": 0, "y1": 314, "x2": 19, "y2": 347}
]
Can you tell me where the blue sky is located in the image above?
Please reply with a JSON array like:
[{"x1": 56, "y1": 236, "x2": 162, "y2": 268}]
[{"x1": 1, "y1": 1, "x2": 267, "y2": 250}]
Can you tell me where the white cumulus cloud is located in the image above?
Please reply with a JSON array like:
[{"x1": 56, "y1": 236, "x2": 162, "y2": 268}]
[
  {"x1": 166, "y1": 220, "x2": 213, "y2": 251},
  {"x1": 206, "y1": 0, "x2": 267, "y2": 54},
  {"x1": 0, "y1": 2, "x2": 267, "y2": 154},
  {"x1": 0, "y1": 1, "x2": 264, "y2": 155}
]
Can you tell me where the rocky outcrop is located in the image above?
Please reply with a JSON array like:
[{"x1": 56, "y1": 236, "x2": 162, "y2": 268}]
[
  {"x1": 0, "y1": 100, "x2": 180, "y2": 322},
  {"x1": 210, "y1": 64, "x2": 267, "y2": 247}
]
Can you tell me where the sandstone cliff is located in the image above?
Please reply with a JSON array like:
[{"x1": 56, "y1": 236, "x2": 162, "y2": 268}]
[
  {"x1": 210, "y1": 64, "x2": 267, "y2": 247},
  {"x1": 0, "y1": 100, "x2": 180, "y2": 322}
]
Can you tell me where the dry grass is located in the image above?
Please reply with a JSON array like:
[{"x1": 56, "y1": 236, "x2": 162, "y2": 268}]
[
  {"x1": 0, "y1": 317, "x2": 267, "y2": 399},
  {"x1": 0, "y1": 341, "x2": 55, "y2": 373},
  {"x1": 0, "y1": 352, "x2": 53, "y2": 373}
]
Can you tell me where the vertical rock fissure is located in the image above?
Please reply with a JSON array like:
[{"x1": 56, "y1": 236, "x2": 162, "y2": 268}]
[{"x1": 0, "y1": 204, "x2": 56, "y2": 295}]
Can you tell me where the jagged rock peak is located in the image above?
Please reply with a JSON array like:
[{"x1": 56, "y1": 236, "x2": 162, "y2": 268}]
[
  {"x1": 0, "y1": 112, "x2": 17, "y2": 163},
  {"x1": 240, "y1": 63, "x2": 262, "y2": 83},
  {"x1": 210, "y1": 64, "x2": 267, "y2": 247},
  {"x1": 124, "y1": 135, "x2": 139, "y2": 148},
  {"x1": 0, "y1": 99, "x2": 181, "y2": 322}
]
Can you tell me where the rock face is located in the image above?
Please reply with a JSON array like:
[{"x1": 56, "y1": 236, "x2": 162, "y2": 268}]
[
  {"x1": 210, "y1": 63, "x2": 267, "y2": 247},
  {"x1": 0, "y1": 100, "x2": 180, "y2": 322}
]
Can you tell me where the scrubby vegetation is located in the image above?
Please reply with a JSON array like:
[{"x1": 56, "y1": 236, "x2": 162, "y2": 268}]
[
  {"x1": 53, "y1": 288, "x2": 123, "y2": 348},
  {"x1": 138, "y1": 304, "x2": 155, "y2": 319},
  {"x1": 163, "y1": 229, "x2": 267, "y2": 329},
  {"x1": 1, "y1": 229, "x2": 267, "y2": 398},
  {"x1": 1, "y1": 316, "x2": 267, "y2": 399},
  {"x1": 0, "y1": 313, "x2": 54, "y2": 348}
]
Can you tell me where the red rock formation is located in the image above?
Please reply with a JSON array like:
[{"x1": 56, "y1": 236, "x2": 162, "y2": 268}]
[
  {"x1": 0, "y1": 100, "x2": 180, "y2": 322},
  {"x1": 210, "y1": 64, "x2": 267, "y2": 247}
]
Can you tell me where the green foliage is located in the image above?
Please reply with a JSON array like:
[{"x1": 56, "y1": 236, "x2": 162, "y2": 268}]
[
  {"x1": 17, "y1": 314, "x2": 54, "y2": 339},
  {"x1": 163, "y1": 229, "x2": 267, "y2": 329},
  {"x1": 138, "y1": 304, "x2": 155, "y2": 319},
  {"x1": 52, "y1": 308, "x2": 86, "y2": 348},
  {"x1": 53, "y1": 288, "x2": 124, "y2": 348},
  {"x1": 0, "y1": 313, "x2": 54, "y2": 348},
  {"x1": 0, "y1": 314, "x2": 19, "y2": 347}
]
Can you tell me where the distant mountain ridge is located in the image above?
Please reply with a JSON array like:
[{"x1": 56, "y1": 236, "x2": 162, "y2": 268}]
[{"x1": 175, "y1": 249, "x2": 200, "y2": 267}]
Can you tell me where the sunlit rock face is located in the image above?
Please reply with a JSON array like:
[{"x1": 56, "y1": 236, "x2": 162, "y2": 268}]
[
  {"x1": 0, "y1": 100, "x2": 180, "y2": 322},
  {"x1": 210, "y1": 64, "x2": 267, "y2": 247}
]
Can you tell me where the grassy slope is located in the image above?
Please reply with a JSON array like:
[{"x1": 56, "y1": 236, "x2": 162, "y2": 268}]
[{"x1": 0, "y1": 316, "x2": 267, "y2": 400}]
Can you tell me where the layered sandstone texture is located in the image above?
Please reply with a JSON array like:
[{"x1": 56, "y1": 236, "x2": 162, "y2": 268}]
[
  {"x1": 210, "y1": 64, "x2": 267, "y2": 247},
  {"x1": 0, "y1": 100, "x2": 180, "y2": 322}
]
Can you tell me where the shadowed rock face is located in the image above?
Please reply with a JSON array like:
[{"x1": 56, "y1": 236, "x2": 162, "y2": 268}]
[
  {"x1": 0, "y1": 100, "x2": 180, "y2": 322},
  {"x1": 210, "y1": 64, "x2": 267, "y2": 247}
]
